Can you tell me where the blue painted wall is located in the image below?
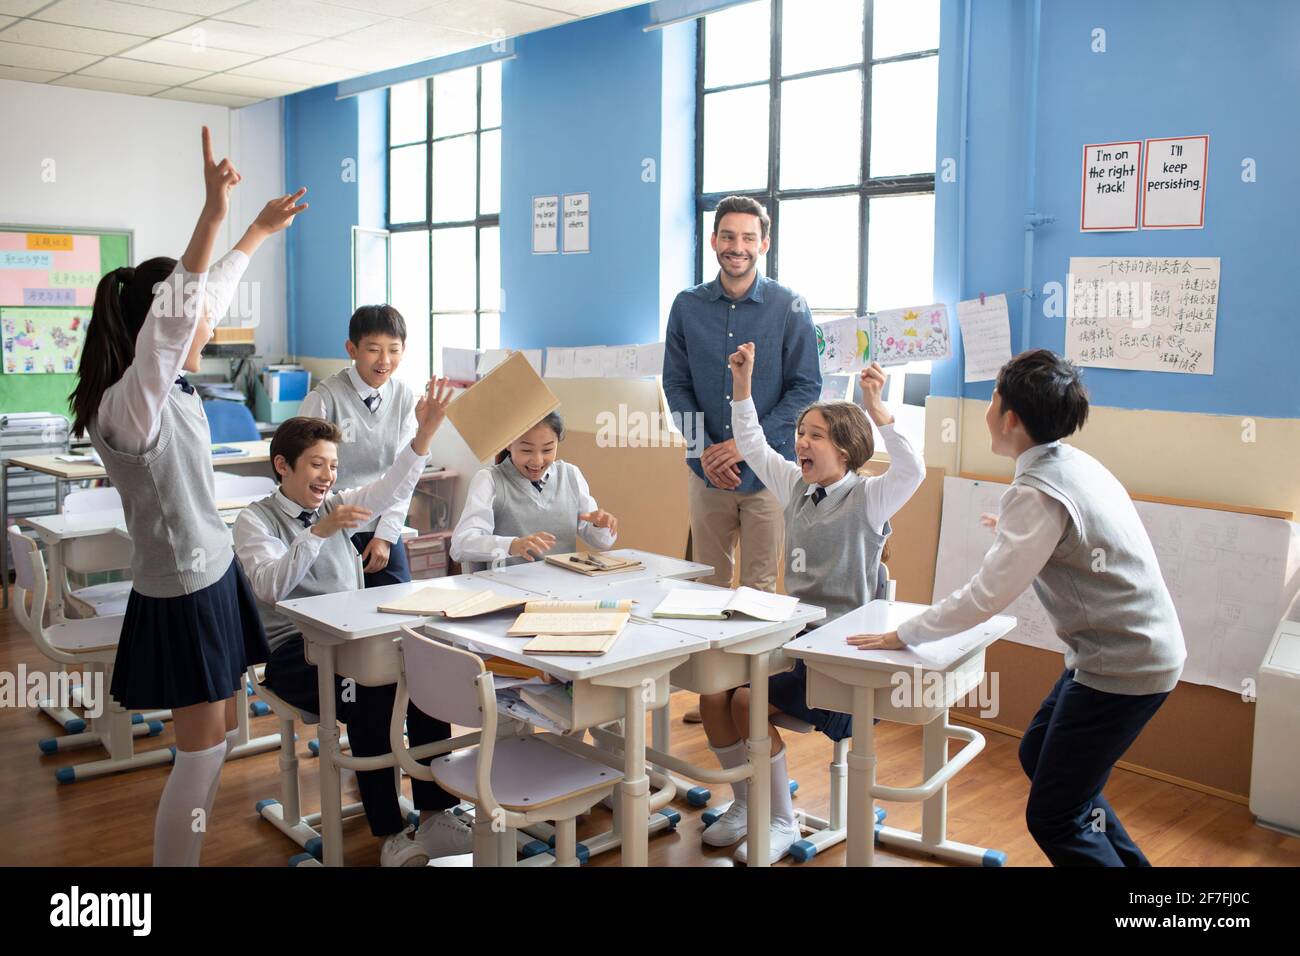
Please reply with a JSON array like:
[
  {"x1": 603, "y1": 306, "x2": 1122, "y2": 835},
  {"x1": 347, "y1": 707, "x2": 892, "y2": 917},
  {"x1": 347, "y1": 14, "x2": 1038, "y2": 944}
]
[{"x1": 933, "y1": 0, "x2": 1300, "y2": 419}]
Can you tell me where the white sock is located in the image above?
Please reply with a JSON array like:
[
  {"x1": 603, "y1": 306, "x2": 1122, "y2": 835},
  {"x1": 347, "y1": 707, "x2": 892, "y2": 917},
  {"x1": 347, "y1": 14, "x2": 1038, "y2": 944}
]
[
  {"x1": 710, "y1": 740, "x2": 748, "y2": 806},
  {"x1": 770, "y1": 746, "x2": 796, "y2": 828},
  {"x1": 154, "y1": 739, "x2": 226, "y2": 867},
  {"x1": 183, "y1": 727, "x2": 239, "y2": 866}
]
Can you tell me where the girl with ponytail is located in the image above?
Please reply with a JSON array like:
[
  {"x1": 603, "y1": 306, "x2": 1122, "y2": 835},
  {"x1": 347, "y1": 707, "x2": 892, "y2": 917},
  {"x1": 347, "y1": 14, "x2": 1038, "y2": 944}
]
[{"x1": 73, "y1": 126, "x2": 307, "y2": 866}]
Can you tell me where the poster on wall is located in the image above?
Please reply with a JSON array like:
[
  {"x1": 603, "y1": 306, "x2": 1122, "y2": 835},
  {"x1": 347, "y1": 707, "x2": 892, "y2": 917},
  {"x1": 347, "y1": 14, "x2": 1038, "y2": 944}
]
[
  {"x1": 814, "y1": 304, "x2": 951, "y2": 375},
  {"x1": 0, "y1": 229, "x2": 126, "y2": 307},
  {"x1": 1, "y1": 306, "x2": 90, "y2": 375},
  {"x1": 532, "y1": 196, "x2": 559, "y2": 254},
  {"x1": 1142, "y1": 135, "x2": 1209, "y2": 229},
  {"x1": 1064, "y1": 256, "x2": 1219, "y2": 375},
  {"x1": 562, "y1": 193, "x2": 590, "y2": 254},
  {"x1": 1080, "y1": 140, "x2": 1142, "y2": 231}
]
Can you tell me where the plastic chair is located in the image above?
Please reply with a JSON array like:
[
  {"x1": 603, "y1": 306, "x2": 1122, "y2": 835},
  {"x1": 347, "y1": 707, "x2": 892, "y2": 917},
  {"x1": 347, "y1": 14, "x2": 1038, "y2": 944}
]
[
  {"x1": 391, "y1": 626, "x2": 622, "y2": 867},
  {"x1": 60, "y1": 487, "x2": 133, "y2": 619},
  {"x1": 7, "y1": 527, "x2": 171, "y2": 780},
  {"x1": 204, "y1": 400, "x2": 260, "y2": 442},
  {"x1": 212, "y1": 473, "x2": 276, "y2": 500}
]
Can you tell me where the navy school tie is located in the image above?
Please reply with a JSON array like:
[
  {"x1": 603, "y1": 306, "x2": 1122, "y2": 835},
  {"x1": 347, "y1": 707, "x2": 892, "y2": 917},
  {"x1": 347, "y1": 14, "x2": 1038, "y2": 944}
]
[
  {"x1": 174, "y1": 376, "x2": 195, "y2": 394},
  {"x1": 297, "y1": 510, "x2": 313, "y2": 528},
  {"x1": 811, "y1": 487, "x2": 827, "y2": 505}
]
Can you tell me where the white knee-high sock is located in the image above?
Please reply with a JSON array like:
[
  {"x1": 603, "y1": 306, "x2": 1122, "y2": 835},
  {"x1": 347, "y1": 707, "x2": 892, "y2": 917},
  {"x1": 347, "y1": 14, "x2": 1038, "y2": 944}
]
[
  {"x1": 180, "y1": 728, "x2": 238, "y2": 866},
  {"x1": 770, "y1": 747, "x2": 796, "y2": 827},
  {"x1": 154, "y1": 739, "x2": 226, "y2": 867},
  {"x1": 710, "y1": 740, "x2": 748, "y2": 805}
]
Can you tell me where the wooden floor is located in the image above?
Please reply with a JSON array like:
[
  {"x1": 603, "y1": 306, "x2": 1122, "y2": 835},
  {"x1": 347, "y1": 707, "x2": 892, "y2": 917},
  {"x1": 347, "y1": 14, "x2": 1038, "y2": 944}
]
[{"x1": 4, "y1": 585, "x2": 1298, "y2": 868}]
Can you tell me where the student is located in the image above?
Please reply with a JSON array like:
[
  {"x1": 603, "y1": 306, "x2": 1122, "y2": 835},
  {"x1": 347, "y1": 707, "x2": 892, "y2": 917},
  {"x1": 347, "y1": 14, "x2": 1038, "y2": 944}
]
[
  {"x1": 233, "y1": 395, "x2": 473, "y2": 866},
  {"x1": 298, "y1": 305, "x2": 419, "y2": 588},
  {"x1": 68, "y1": 126, "x2": 307, "y2": 866},
  {"x1": 850, "y1": 349, "x2": 1186, "y2": 867},
  {"x1": 449, "y1": 412, "x2": 620, "y2": 571},
  {"x1": 700, "y1": 343, "x2": 926, "y2": 864}
]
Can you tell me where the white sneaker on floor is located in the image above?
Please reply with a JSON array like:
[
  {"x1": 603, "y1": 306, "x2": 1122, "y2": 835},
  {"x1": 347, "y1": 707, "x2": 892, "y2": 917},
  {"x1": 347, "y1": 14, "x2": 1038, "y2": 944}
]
[
  {"x1": 379, "y1": 828, "x2": 430, "y2": 867},
  {"x1": 414, "y1": 810, "x2": 474, "y2": 858},
  {"x1": 701, "y1": 801, "x2": 748, "y2": 848},
  {"x1": 733, "y1": 819, "x2": 800, "y2": 865}
]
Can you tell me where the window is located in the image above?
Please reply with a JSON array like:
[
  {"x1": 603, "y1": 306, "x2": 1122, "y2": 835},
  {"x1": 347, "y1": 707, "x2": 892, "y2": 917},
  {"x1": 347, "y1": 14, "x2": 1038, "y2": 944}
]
[
  {"x1": 388, "y1": 61, "x2": 502, "y2": 384},
  {"x1": 697, "y1": 0, "x2": 939, "y2": 423}
]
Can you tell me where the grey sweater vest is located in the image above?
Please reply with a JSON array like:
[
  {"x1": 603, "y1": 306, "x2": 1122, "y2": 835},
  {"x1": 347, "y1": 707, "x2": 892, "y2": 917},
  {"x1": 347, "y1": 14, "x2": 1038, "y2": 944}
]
[
  {"x1": 89, "y1": 387, "x2": 233, "y2": 597},
  {"x1": 783, "y1": 474, "x2": 889, "y2": 627},
  {"x1": 312, "y1": 370, "x2": 416, "y2": 491},
  {"x1": 245, "y1": 494, "x2": 364, "y2": 654},
  {"x1": 465, "y1": 459, "x2": 585, "y2": 572},
  {"x1": 1018, "y1": 444, "x2": 1186, "y2": 695}
]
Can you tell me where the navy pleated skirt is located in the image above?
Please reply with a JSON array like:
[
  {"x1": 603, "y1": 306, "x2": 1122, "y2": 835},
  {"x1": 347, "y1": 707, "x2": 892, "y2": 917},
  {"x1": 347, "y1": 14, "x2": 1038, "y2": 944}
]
[{"x1": 110, "y1": 557, "x2": 269, "y2": 711}]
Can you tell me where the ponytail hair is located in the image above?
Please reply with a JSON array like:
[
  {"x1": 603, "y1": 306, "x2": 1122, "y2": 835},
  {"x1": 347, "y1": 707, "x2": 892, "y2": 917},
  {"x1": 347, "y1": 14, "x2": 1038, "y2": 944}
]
[{"x1": 70, "y1": 257, "x2": 177, "y2": 434}]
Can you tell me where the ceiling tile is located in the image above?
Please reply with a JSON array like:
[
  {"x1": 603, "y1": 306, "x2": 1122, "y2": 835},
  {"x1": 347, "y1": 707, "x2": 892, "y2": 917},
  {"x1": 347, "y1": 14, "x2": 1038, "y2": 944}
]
[
  {"x1": 0, "y1": 19, "x2": 144, "y2": 55},
  {"x1": 406, "y1": 0, "x2": 572, "y2": 38},
  {"x1": 0, "y1": 63, "x2": 63, "y2": 82},
  {"x1": 155, "y1": 85, "x2": 259, "y2": 107},
  {"x1": 0, "y1": 38, "x2": 100, "y2": 70},
  {"x1": 228, "y1": 55, "x2": 354, "y2": 86},
  {"x1": 540, "y1": 0, "x2": 643, "y2": 15},
  {"x1": 32, "y1": 0, "x2": 200, "y2": 36},
  {"x1": 127, "y1": 0, "x2": 250, "y2": 14},
  {"x1": 280, "y1": 38, "x2": 417, "y2": 71},
  {"x1": 79, "y1": 55, "x2": 209, "y2": 84},
  {"x1": 336, "y1": 19, "x2": 478, "y2": 58},
  {"x1": 119, "y1": 37, "x2": 261, "y2": 70},
  {"x1": 0, "y1": 0, "x2": 50, "y2": 15},
  {"x1": 183, "y1": 72, "x2": 307, "y2": 97},
  {"x1": 216, "y1": 0, "x2": 387, "y2": 39},
  {"x1": 51, "y1": 73, "x2": 169, "y2": 95},
  {"x1": 0, "y1": 14, "x2": 14, "y2": 28},
  {"x1": 319, "y1": 0, "x2": 430, "y2": 15},
  {"x1": 159, "y1": 18, "x2": 319, "y2": 55}
]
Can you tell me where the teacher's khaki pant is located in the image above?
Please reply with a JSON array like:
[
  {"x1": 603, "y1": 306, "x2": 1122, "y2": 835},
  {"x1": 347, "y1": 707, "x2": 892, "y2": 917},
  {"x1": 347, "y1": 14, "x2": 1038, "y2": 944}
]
[{"x1": 687, "y1": 472, "x2": 784, "y2": 592}]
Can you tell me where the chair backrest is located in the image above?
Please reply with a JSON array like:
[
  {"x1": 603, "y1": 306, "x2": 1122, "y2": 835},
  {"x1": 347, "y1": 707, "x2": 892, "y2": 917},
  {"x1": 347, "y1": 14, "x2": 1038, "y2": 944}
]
[
  {"x1": 7, "y1": 526, "x2": 39, "y2": 595},
  {"x1": 398, "y1": 625, "x2": 488, "y2": 729},
  {"x1": 213, "y1": 473, "x2": 276, "y2": 499},
  {"x1": 204, "y1": 400, "x2": 260, "y2": 442},
  {"x1": 877, "y1": 561, "x2": 897, "y2": 602},
  {"x1": 7, "y1": 527, "x2": 46, "y2": 638},
  {"x1": 63, "y1": 487, "x2": 123, "y2": 514}
]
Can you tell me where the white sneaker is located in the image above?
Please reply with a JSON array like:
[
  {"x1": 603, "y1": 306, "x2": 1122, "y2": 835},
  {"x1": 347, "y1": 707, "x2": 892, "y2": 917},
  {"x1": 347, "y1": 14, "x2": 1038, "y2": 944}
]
[
  {"x1": 414, "y1": 810, "x2": 474, "y2": 859},
  {"x1": 379, "y1": 828, "x2": 430, "y2": 867},
  {"x1": 733, "y1": 819, "x2": 801, "y2": 865},
  {"x1": 701, "y1": 801, "x2": 748, "y2": 848}
]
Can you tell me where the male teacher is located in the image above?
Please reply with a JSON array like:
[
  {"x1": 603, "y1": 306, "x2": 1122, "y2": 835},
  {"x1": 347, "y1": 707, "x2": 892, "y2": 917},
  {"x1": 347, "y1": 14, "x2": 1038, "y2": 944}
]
[{"x1": 664, "y1": 196, "x2": 821, "y2": 718}]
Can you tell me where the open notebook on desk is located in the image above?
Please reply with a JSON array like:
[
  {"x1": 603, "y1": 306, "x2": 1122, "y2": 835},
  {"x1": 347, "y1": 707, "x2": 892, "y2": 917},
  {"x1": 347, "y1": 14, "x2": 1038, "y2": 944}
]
[{"x1": 652, "y1": 586, "x2": 800, "y2": 622}]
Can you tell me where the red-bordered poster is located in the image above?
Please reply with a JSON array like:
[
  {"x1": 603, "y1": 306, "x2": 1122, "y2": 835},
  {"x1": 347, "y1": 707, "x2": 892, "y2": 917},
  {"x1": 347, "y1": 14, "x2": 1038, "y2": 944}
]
[
  {"x1": 1080, "y1": 140, "x2": 1142, "y2": 232},
  {"x1": 1141, "y1": 135, "x2": 1209, "y2": 229}
]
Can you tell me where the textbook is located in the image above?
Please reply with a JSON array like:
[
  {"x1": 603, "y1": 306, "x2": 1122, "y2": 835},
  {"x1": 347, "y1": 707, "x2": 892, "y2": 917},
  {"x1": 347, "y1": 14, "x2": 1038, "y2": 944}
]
[
  {"x1": 543, "y1": 551, "x2": 644, "y2": 576},
  {"x1": 376, "y1": 587, "x2": 530, "y2": 617},
  {"x1": 507, "y1": 609, "x2": 630, "y2": 637},
  {"x1": 651, "y1": 586, "x2": 800, "y2": 622},
  {"x1": 521, "y1": 632, "x2": 620, "y2": 655}
]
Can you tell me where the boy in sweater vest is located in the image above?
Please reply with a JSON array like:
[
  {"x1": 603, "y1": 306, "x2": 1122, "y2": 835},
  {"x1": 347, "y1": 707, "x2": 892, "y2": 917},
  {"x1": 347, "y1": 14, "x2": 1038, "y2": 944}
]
[
  {"x1": 851, "y1": 349, "x2": 1186, "y2": 866},
  {"x1": 233, "y1": 383, "x2": 474, "y2": 866},
  {"x1": 299, "y1": 305, "x2": 419, "y2": 588}
]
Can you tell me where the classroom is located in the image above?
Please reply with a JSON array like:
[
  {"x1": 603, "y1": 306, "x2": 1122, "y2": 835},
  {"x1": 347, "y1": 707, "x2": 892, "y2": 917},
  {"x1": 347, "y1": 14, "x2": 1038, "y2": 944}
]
[{"x1": 0, "y1": 0, "x2": 1297, "y2": 902}]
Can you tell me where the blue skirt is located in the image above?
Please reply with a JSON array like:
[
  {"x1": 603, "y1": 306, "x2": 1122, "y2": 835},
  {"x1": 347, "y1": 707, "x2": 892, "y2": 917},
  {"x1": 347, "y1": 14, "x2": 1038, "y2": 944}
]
[
  {"x1": 110, "y1": 557, "x2": 269, "y2": 711},
  {"x1": 768, "y1": 660, "x2": 854, "y2": 742}
]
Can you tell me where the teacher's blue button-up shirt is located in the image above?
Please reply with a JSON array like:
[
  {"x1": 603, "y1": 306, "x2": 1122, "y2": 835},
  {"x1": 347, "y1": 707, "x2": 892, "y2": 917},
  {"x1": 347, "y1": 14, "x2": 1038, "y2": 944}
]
[{"x1": 662, "y1": 272, "x2": 823, "y2": 494}]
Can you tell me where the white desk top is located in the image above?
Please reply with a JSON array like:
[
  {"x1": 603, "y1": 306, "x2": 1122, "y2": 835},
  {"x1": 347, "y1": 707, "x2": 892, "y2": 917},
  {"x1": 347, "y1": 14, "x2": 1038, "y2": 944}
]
[
  {"x1": 275, "y1": 574, "x2": 536, "y2": 642},
  {"x1": 785, "y1": 601, "x2": 1016, "y2": 673},
  {"x1": 26, "y1": 509, "x2": 127, "y2": 541},
  {"x1": 470, "y1": 548, "x2": 712, "y2": 598},
  {"x1": 9, "y1": 441, "x2": 270, "y2": 480},
  {"x1": 423, "y1": 614, "x2": 709, "y2": 683},
  {"x1": 555, "y1": 576, "x2": 826, "y2": 649}
]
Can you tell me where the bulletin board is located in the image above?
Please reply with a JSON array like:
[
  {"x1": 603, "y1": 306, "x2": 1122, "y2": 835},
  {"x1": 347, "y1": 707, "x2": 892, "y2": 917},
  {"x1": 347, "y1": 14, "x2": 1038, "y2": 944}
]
[{"x1": 0, "y1": 224, "x2": 132, "y2": 417}]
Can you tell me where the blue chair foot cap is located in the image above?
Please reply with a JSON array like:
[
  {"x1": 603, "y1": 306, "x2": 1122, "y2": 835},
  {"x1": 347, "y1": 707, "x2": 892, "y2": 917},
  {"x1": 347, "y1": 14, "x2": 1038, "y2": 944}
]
[
  {"x1": 168, "y1": 745, "x2": 177, "y2": 761},
  {"x1": 255, "y1": 798, "x2": 279, "y2": 814},
  {"x1": 146, "y1": 719, "x2": 164, "y2": 736},
  {"x1": 521, "y1": 839, "x2": 550, "y2": 858},
  {"x1": 304, "y1": 837, "x2": 322, "y2": 860},
  {"x1": 546, "y1": 833, "x2": 556, "y2": 848},
  {"x1": 39, "y1": 738, "x2": 58, "y2": 755},
  {"x1": 702, "y1": 808, "x2": 722, "y2": 827},
  {"x1": 788, "y1": 779, "x2": 799, "y2": 796},
  {"x1": 288, "y1": 853, "x2": 314, "y2": 867},
  {"x1": 982, "y1": 848, "x2": 1007, "y2": 867},
  {"x1": 250, "y1": 701, "x2": 270, "y2": 717},
  {"x1": 65, "y1": 718, "x2": 86, "y2": 734},
  {"x1": 131, "y1": 713, "x2": 143, "y2": 725},
  {"x1": 874, "y1": 806, "x2": 886, "y2": 824},
  {"x1": 308, "y1": 739, "x2": 319, "y2": 756},
  {"x1": 789, "y1": 839, "x2": 816, "y2": 863},
  {"x1": 686, "y1": 786, "x2": 711, "y2": 807},
  {"x1": 56, "y1": 766, "x2": 75, "y2": 784},
  {"x1": 407, "y1": 811, "x2": 420, "y2": 829},
  {"x1": 549, "y1": 842, "x2": 590, "y2": 865},
  {"x1": 658, "y1": 808, "x2": 681, "y2": 828}
]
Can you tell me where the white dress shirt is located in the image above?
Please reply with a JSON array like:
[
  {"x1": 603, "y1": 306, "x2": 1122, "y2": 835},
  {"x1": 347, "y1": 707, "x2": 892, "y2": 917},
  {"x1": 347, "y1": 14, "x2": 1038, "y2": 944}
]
[
  {"x1": 898, "y1": 441, "x2": 1069, "y2": 646},
  {"x1": 233, "y1": 442, "x2": 428, "y2": 605},
  {"x1": 449, "y1": 461, "x2": 617, "y2": 564},
  {"x1": 730, "y1": 396, "x2": 925, "y2": 535},
  {"x1": 95, "y1": 252, "x2": 238, "y2": 456},
  {"x1": 297, "y1": 365, "x2": 415, "y2": 543}
]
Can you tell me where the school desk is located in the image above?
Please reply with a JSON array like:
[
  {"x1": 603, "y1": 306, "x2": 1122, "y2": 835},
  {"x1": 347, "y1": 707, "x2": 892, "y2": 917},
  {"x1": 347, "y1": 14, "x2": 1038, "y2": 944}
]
[
  {"x1": 1, "y1": 441, "x2": 271, "y2": 609},
  {"x1": 785, "y1": 600, "x2": 1015, "y2": 866},
  {"x1": 471, "y1": 547, "x2": 713, "y2": 599},
  {"x1": 273, "y1": 574, "x2": 537, "y2": 867},
  {"x1": 552, "y1": 575, "x2": 826, "y2": 867}
]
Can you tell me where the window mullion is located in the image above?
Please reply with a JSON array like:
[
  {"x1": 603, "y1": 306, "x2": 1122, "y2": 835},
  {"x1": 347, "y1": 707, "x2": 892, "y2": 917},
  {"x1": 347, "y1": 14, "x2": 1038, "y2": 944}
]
[{"x1": 768, "y1": 0, "x2": 781, "y2": 280}]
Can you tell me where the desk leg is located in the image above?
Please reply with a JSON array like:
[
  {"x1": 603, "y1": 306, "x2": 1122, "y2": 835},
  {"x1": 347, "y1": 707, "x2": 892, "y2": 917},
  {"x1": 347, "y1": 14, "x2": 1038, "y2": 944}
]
[
  {"x1": 619, "y1": 685, "x2": 649, "y2": 867},
  {"x1": 847, "y1": 685, "x2": 876, "y2": 867},
  {"x1": 744, "y1": 651, "x2": 772, "y2": 868},
  {"x1": 314, "y1": 643, "x2": 344, "y2": 867},
  {"x1": 46, "y1": 536, "x2": 66, "y2": 624},
  {"x1": 921, "y1": 711, "x2": 947, "y2": 847}
]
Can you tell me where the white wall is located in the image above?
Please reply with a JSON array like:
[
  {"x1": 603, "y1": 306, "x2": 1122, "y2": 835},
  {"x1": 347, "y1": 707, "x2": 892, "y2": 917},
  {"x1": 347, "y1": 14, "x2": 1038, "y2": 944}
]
[{"x1": 0, "y1": 79, "x2": 286, "y2": 361}]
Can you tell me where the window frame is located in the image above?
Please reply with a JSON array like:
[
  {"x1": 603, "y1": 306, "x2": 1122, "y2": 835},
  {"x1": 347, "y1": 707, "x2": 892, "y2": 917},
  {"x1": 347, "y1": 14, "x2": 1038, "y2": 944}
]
[{"x1": 386, "y1": 64, "x2": 502, "y2": 374}]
